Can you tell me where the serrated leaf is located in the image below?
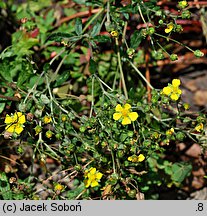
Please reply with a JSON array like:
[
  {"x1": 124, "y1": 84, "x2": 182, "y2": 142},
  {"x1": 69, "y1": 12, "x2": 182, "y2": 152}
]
[
  {"x1": 130, "y1": 30, "x2": 143, "y2": 49},
  {"x1": 75, "y1": 18, "x2": 83, "y2": 36}
]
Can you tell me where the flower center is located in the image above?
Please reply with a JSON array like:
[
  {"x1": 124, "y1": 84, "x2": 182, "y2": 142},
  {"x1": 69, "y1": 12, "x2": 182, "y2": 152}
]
[{"x1": 121, "y1": 108, "x2": 129, "y2": 117}]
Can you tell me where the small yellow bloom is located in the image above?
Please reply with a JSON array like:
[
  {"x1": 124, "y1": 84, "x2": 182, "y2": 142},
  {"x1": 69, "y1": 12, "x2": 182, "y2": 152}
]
[
  {"x1": 165, "y1": 23, "x2": 174, "y2": 33},
  {"x1": 162, "y1": 79, "x2": 182, "y2": 101},
  {"x1": 166, "y1": 128, "x2": 174, "y2": 136},
  {"x1": 84, "y1": 167, "x2": 103, "y2": 188},
  {"x1": 61, "y1": 114, "x2": 67, "y2": 122},
  {"x1": 4, "y1": 112, "x2": 26, "y2": 135},
  {"x1": 113, "y1": 103, "x2": 138, "y2": 125},
  {"x1": 46, "y1": 130, "x2": 53, "y2": 138},
  {"x1": 195, "y1": 123, "x2": 203, "y2": 132},
  {"x1": 178, "y1": 1, "x2": 188, "y2": 8},
  {"x1": 43, "y1": 116, "x2": 52, "y2": 124},
  {"x1": 54, "y1": 183, "x2": 64, "y2": 192},
  {"x1": 128, "y1": 154, "x2": 145, "y2": 163},
  {"x1": 110, "y1": 30, "x2": 119, "y2": 37}
]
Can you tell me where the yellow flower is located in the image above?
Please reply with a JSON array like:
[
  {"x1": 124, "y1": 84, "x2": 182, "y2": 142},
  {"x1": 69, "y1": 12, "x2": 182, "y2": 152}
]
[
  {"x1": 61, "y1": 114, "x2": 67, "y2": 122},
  {"x1": 46, "y1": 130, "x2": 53, "y2": 138},
  {"x1": 54, "y1": 183, "x2": 64, "y2": 192},
  {"x1": 4, "y1": 112, "x2": 26, "y2": 134},
  {"x1": 113, "y1": 103, "x2": 138, "y2": 125},
  {"x1": 178, "y1": 1, "x2": 188, "y2": 8},
  {"x1": 165, "y1": 23, "x2": 174, "y2": 33},
  {"x1": 166, "y1": 128, "x2": 174, "y2": 136},
  {"x1": 84, "y1": 167, "x2": 103, "y2": 188},
  {"x1": 162, "y1": 79, "x2": 182, "y2": 101},
  {"x1": 195, "y1": 123, "x2": 203, "y2": 132},
  {"x1": 128, "y1": 154, "x2": 145, "y2": 163},
  {"x1": 110, "y1": 30, "x2": 119, "y2": 37},
  {"x1": 43, "y1": 116, "x2": 52, "y2": 124}
]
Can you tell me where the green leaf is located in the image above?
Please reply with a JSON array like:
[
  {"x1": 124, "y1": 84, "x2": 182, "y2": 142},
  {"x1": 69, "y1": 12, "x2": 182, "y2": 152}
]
[
  {"x1": 93, "y1": 35, "x2": 111, "y2": 43},
  {"x1": 54, "y1": 71, "x2": 70, "y2": 87},
  {"x1": 0, "y1": 172, "x2": 12, "y2": 200},
  {"x1": 0, "y1": 102, "x2": 5, "y2": 114},
  {"x1": 130, "y1": 30, "x2": 143, "y2": 49},
  {"x1": 75, "y1": 18, "x2": 83, "y2": 36},
  {"x1": 72, "y1": 0, "x2": 86, "y2": 4},
  {"x1": 47, "y1": 32, "x2": 74, "y2": 42},
  {"x1": 90, "y1": 22, "x2": 101, "y2": 37},
  {"x1": 171, "y1": 162, "x2": 192, "y2": 183},
  {"x1": 40, "y1": 94, "x2": 50, "y2": 104},
  {"x1": 89, "y1": 59, "x2": 98, "y2": 74}
]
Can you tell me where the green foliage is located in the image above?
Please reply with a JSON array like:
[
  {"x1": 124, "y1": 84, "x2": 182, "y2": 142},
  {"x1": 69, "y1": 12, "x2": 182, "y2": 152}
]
[{"x1": 0, "y1": 0, "x2": 206, "y2": 200}]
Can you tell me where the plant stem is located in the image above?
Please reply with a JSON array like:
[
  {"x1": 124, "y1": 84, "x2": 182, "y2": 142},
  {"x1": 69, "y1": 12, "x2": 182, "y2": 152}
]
[
  {"x1": 154, "y1": 32, "x2": 194, "y2": 52},
  {"x1": 116, "y1": 38, "x2": 128, "y2": 99},
  {"x1": 128, "y1": 60, "x2": 154, "y2": 89},
  {"x1": 90, "y1": 76, "x2": 95, "y2": 118},
  {"x1": 82, "y1": 8, "x2": 104, "y2": 33}
]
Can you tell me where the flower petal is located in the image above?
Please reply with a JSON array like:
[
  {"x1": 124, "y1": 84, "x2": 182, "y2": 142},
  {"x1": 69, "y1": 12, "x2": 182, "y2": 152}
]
[
  {"x1": 137, "y1": 154, "x2": 145, "y2": 162},
  {"x1": 172, "y1": 79, "x2": 180, "y2": 87},
  {"x1": 165, "y1": 23, "x2": 173, "y2": 33},
  {"x1": 84, "y1": 179, "x2": 91, "y2": 188},
  {"x1": 14, "y1": 125, "x2": 24, "y2": 134},
  {"x1": 113, "y1": 113, "x2": 122, "y2": 121},
  {"x1": 124, "y1": 103, "x2": 131, "y2": 110},
  {"x1": 89, "y1": 167, "x2": 96, "y2": 175},
  {"x1": 122, "y1": 117, "x2": 131, "y2": 125},
  {"x1": 18, "y1": 114, "x2": 26, "y2": 124},
  {"x1": 163, "y1": 86, "x2": 172, "y2": 95},
  {"x1": 115, "y1": 104, "x2": 123, "y2": 112},
  {"x1": 128, "y1": 112, "x2": 138, "y2": 121},
  {"x1": 91, "y1": 180, "x2": 99, "y2": 188},
  {"x1": 95, "y1": 172, "x2": 103, "y2": 180},
  {"x1": 4, "y1": 115, "x2": 13, "y2": 124},
  {"x1": 177, "y1": 89, "x2": 182, "y2": 95},
  {"x1": 170, "y1": 93, "x2": 179, "y2": 101},
  {"x1": 5, "y1": 124, "x2": 15, "y2": 133}
]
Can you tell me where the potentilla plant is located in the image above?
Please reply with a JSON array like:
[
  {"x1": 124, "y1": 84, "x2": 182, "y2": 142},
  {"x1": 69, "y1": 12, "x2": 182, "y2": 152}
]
[{"x1": 0, "y1": 0, "x2": 206, "y2": 200}]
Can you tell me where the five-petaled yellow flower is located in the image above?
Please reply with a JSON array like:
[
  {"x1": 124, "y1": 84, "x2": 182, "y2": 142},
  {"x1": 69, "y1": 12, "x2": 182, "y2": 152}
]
[
  {"x1": 165, "y1": 23, "x2": 174, "y2": 33},
  {"x1": 4, "y1": 112, "x2": 26, "y2": 134},
  {"x1": 84, "y1": 167, "x2": 103, "y2": 188},
  {"x1": 43, "y1": 115, "x2": 52, "y2": 124},
  {"x1": 54, "y1": 183, "x2": 64, "y2": 192},
  {"x1": 128, "y1": 154, "x2": 145, "y2": 163},
  {"x1": 113, "y1": 103, "x2": 138, "y2": 125},
  {"x1": 162, "y1": 79, "x2": 182, "y2": 101}
]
